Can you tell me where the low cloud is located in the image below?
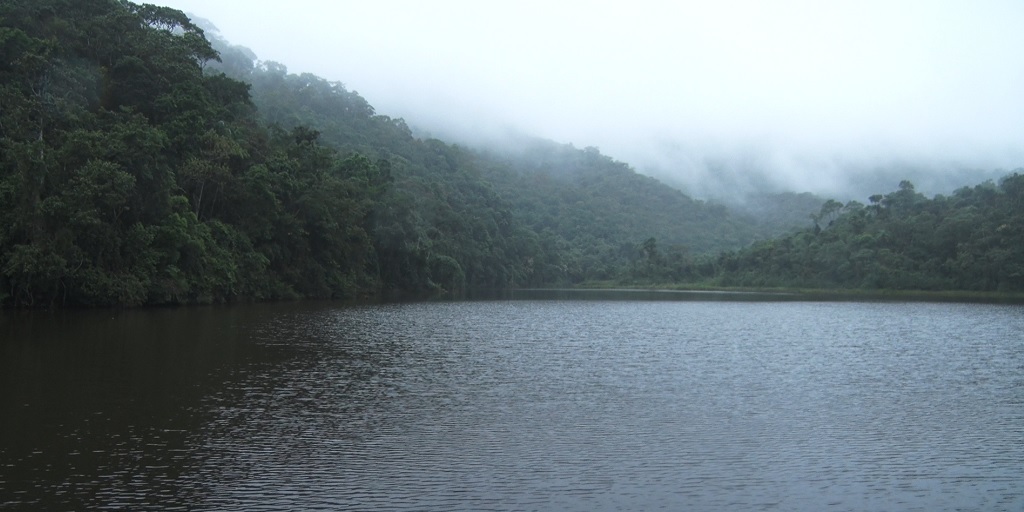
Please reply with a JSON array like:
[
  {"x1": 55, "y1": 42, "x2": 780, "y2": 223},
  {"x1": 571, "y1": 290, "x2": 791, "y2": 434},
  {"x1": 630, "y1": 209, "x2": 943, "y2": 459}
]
[{"x1": 161, "y1": 0, "x2": 1024, "y2": 199}]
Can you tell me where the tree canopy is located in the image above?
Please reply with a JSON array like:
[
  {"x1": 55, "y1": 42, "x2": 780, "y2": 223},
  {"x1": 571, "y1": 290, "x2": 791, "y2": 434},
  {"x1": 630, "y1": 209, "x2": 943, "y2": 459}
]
[{"x1": 697, "y1": 176, "x2": 1024, "y2": 292}]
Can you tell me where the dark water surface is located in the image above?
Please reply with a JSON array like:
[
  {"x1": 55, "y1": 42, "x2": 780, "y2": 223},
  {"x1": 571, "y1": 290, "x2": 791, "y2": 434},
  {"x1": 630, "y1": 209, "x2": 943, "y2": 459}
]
[{"x1": 2, "y1": 293, "x2": 1023, "y2": 511}]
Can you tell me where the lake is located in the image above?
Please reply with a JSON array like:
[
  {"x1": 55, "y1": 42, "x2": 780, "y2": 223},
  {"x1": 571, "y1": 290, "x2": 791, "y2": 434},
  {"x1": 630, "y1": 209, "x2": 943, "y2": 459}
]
[{"x1": 2, "y1": 291, "x2": 1022, "y2": 511}]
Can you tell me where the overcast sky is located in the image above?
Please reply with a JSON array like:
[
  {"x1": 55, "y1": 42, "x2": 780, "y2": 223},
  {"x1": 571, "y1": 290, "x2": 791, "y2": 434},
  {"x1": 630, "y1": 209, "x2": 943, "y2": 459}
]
[{"x1": 159, "y1": 0, "x2": 1024, "y2": 197}]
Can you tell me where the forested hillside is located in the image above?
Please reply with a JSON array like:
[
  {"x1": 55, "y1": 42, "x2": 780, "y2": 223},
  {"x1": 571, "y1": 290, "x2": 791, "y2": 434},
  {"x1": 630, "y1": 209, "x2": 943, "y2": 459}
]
[
  {"x1": 722, "y1": 191, "x2": 823, "y2": 238},
  {"x1": 205, "y1": 24, "x2": 779, "y2": 284},
  {"x1": 691, "y1": 178, "x2": 1024, "y2": 292},
  {"x1": 0, "y1": 0, "x2": 773, "y2": 307},
  {"x1": 1, "y1": 0, "x2": 391, "y2": 306},
  {"x1": 2, "y1": 1, "x2": 1020, "y2": 308}
]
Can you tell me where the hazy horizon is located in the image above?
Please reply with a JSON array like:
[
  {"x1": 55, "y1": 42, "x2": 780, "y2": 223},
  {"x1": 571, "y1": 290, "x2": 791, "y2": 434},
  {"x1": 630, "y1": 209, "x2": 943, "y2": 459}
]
[{"x1": 159, "y1": 0, "x2": 1024, "y2": 199}]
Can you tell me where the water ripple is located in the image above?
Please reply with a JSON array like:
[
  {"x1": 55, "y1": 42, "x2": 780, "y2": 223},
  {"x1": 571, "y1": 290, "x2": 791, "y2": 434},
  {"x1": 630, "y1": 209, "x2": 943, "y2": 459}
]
[{"x1": 2, "y1": 301, "x2": 1022, "y2": 511}]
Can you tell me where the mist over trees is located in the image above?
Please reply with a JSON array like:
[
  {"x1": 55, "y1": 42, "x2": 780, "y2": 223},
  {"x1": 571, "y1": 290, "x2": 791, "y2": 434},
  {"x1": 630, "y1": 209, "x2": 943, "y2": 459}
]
[{"x1": 1, "y1": 1, "x2": 1021, "y2": 308}]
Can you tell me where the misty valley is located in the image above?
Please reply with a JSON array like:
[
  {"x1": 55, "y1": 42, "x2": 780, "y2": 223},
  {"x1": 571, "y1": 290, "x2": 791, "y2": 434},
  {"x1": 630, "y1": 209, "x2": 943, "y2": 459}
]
[
  {"x1": 2, "y1": 1, "x2": 1023, "y2": 308},
  {"x1": 2, "y1": 1, "x2": 1024, "y2": 511}
]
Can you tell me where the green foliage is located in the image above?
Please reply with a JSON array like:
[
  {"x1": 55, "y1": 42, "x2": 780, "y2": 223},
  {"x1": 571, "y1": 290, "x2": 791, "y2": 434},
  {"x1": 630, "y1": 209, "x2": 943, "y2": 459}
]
[
  {"x1": 4, "y1": 0, "x2": 1018, "y2": 307},
  {"x1": 686, "y1": 175, "x2": 1024, "y2": 292},
  {"x1": 472, "y1": 139, "x2": 761, "y2": 283},
  {"x1": 0, "y1": 0, "x2": 383, "y2": 307},
  {"x1": 724, "y1": 191, "x2": 824, "y2": 238}
]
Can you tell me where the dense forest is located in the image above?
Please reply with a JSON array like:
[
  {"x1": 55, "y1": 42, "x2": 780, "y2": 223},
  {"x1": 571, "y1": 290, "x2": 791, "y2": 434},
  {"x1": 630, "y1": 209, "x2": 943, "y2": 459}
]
[
  {"x1": 1, "y1": 1, "x2": 1021, "y2": 308},
  {"x1": 702, "y1": 177, "x2": 1024, "y2": 291}
]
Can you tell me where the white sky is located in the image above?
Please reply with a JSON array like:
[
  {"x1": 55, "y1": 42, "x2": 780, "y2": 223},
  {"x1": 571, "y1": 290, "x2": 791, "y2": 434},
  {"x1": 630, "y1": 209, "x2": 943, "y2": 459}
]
[{"x1": 158, "y1": 0, "x2": 1024, "y2": 196}]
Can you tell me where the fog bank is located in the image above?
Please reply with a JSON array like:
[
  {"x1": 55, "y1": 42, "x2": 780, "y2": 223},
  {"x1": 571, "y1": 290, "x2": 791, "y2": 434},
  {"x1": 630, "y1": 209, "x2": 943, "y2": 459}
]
[{"x1": 160, "y1": 0, "x2": 1024, "y2": 199}]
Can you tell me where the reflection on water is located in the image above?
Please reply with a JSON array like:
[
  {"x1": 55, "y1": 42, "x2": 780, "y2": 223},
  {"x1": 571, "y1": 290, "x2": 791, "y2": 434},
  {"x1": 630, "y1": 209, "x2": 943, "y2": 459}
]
[{"x1": 2, "y1": 298, "x2": 1023, "y2": 511}]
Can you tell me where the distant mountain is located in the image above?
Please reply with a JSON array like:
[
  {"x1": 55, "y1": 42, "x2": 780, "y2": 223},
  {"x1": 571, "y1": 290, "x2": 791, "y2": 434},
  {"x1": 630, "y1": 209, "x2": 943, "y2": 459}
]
[
  {"x1": 202, "y1": 29, "x2": 791, "y2": 284},
  {"x1": 722, "y1": 191, "x2": 824, "y2": 238},
  {"x1": 475, "y1": 138, "x2": 761, "y2": 253}
]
